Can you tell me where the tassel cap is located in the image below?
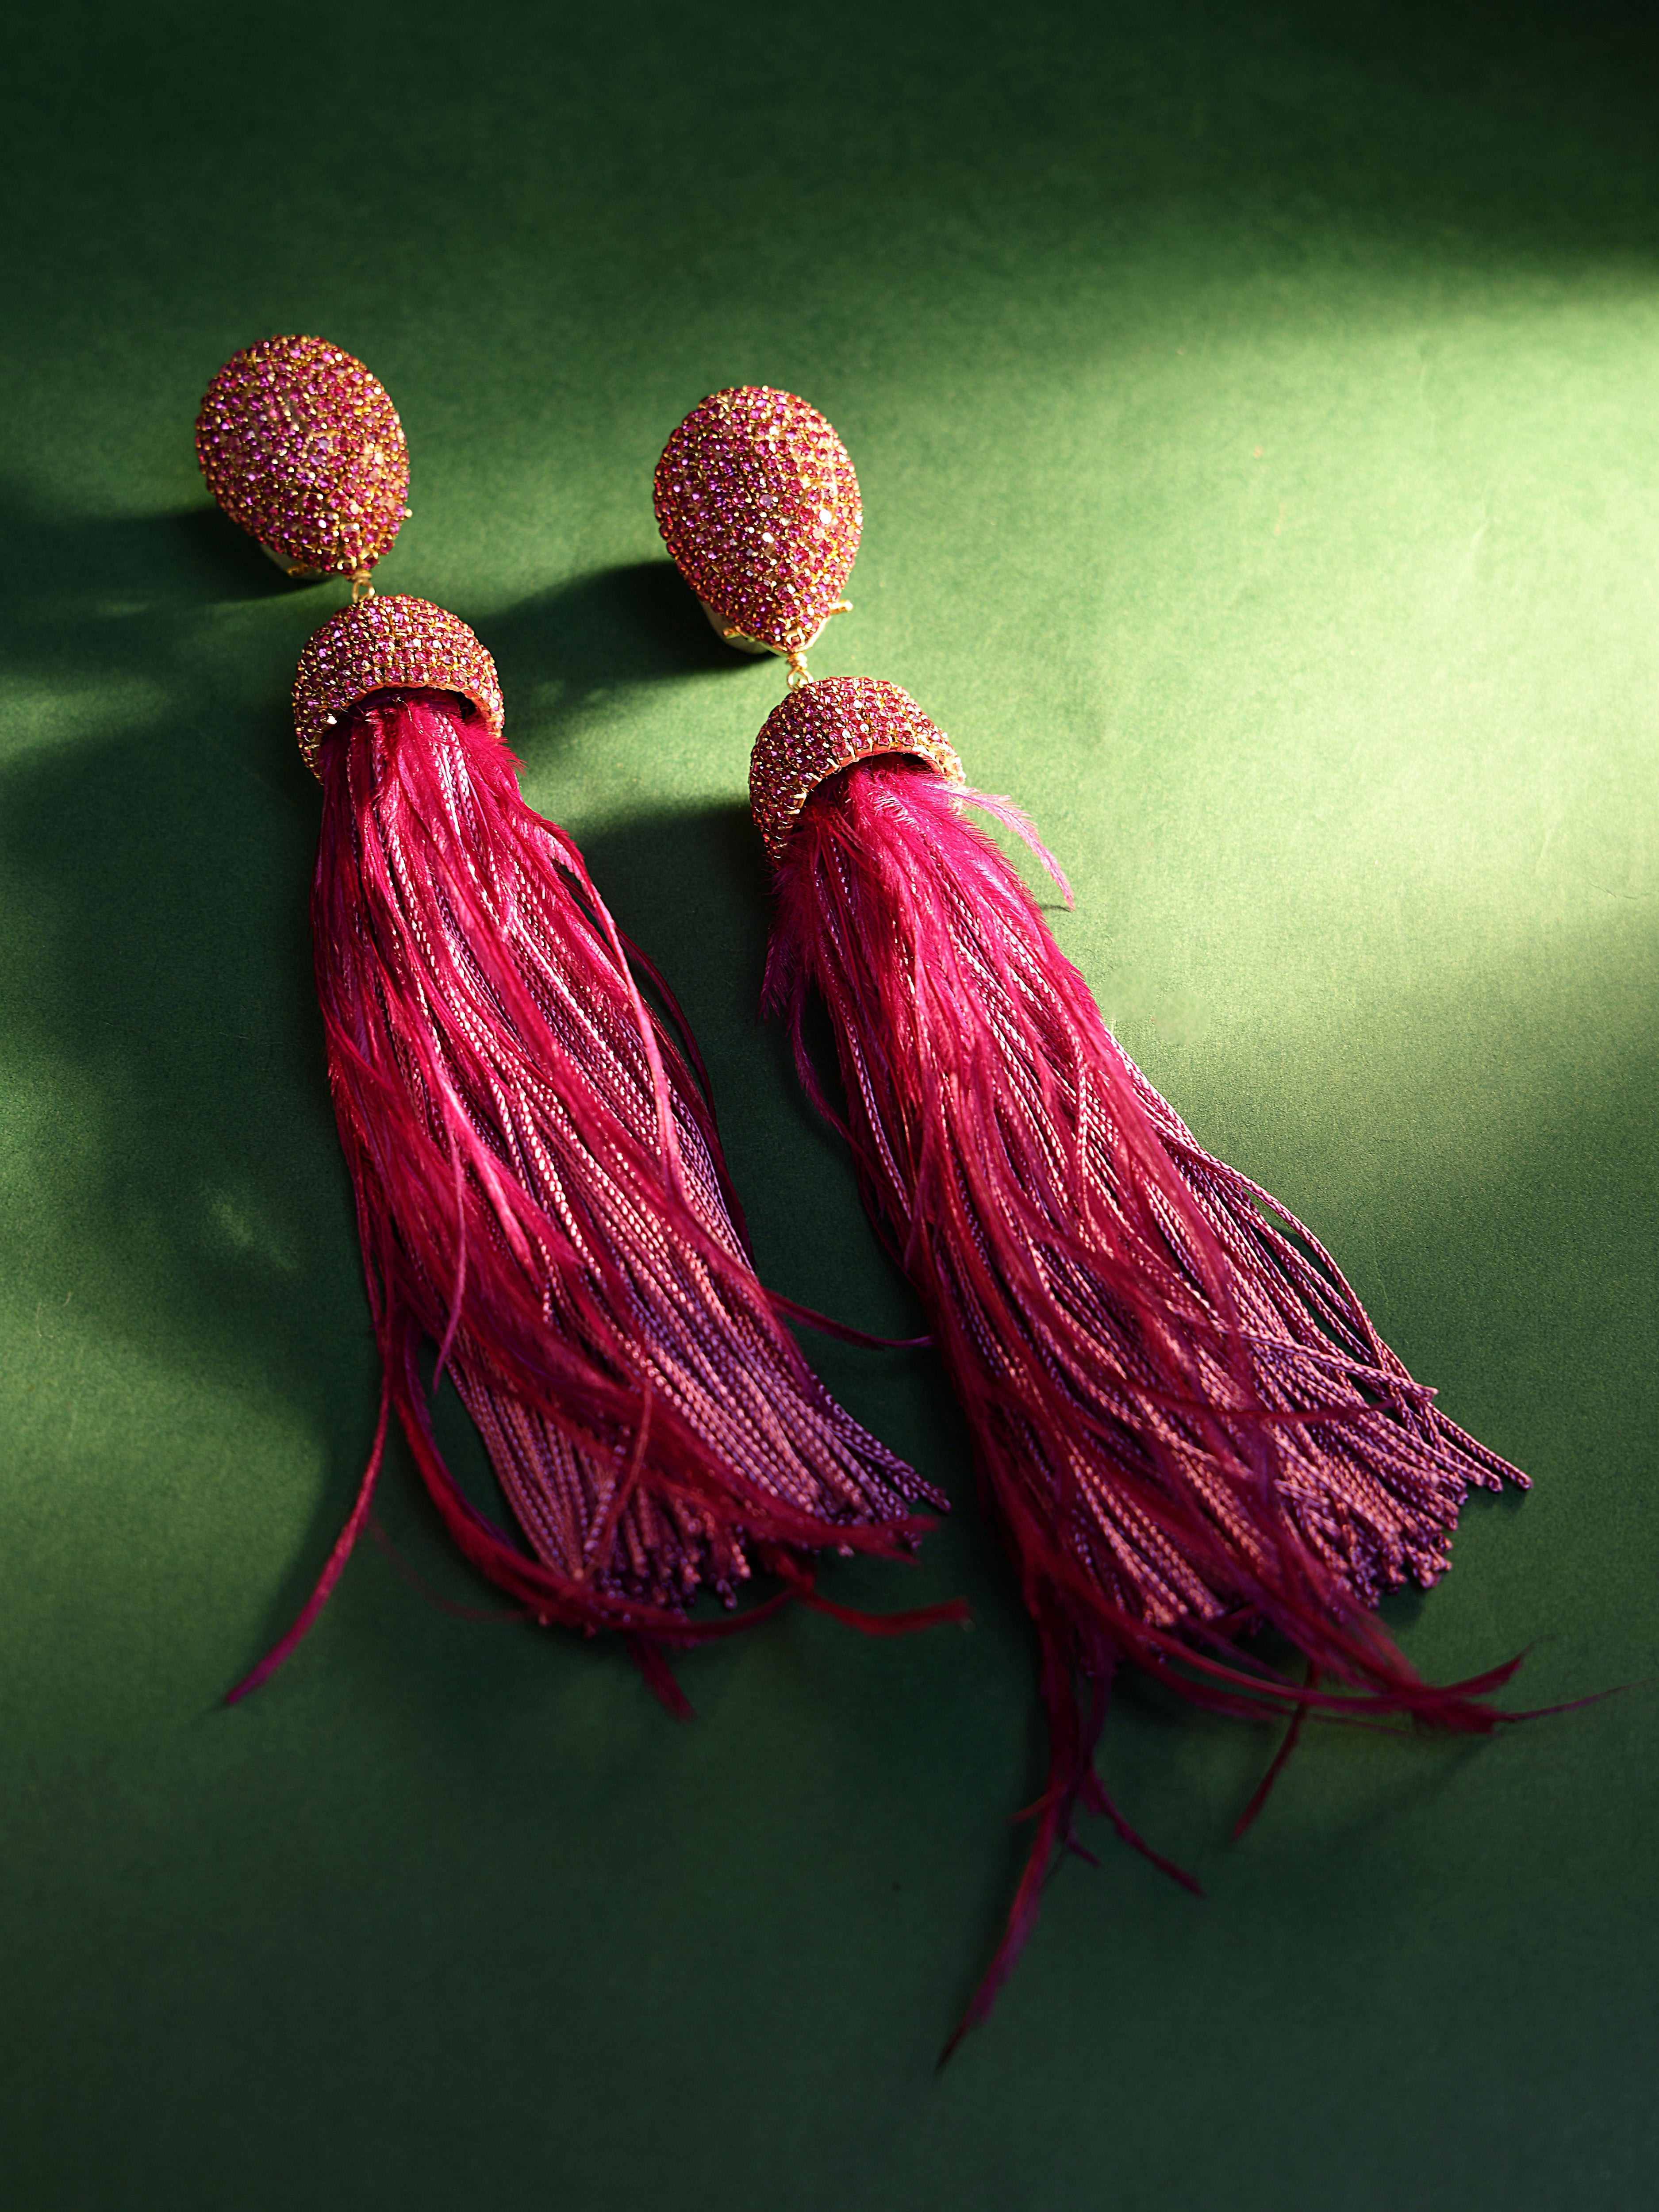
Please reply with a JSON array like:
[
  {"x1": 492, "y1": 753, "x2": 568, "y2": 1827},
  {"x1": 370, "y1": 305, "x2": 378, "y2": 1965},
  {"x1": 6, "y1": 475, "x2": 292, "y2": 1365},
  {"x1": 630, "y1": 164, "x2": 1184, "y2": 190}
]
[
  {"x1": 655, "y1": 388, "x2": 861, "y2": 657},
  {"x1": 293, "y1": 597, "x2": 504, "y2": 779},
  {"x1": 196, "y1": 335, "x2": 409, "y2": 579},
  {"x1": 750, "y1": 677, "x2": 964, "y2": 862}
]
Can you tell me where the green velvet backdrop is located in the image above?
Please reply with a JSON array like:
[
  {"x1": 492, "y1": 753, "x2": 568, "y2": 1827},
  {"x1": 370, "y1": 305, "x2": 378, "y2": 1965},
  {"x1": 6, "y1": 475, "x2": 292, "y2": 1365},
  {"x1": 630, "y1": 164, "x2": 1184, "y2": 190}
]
[{"x1": 1, "y1": 2, "x2": 1654, "y2": 2205}]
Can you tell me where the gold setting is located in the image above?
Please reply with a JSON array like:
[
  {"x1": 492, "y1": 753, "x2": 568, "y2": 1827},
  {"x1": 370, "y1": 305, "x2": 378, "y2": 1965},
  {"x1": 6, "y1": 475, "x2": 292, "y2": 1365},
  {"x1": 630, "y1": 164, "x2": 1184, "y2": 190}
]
[
  {"x1": 749, "y1": 677, "x2": 965, "y2": 863},
  {"x1": 292, "y1": 597, "x2": 504, "y2": 779}
]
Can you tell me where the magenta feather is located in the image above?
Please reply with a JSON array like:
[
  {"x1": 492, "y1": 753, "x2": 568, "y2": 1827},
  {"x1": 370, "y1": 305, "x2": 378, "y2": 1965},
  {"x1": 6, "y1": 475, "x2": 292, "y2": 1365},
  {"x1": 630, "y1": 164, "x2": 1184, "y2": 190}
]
[
  {"x1": 762, "y1": 754, "x2": 1527, "y2": 2044},
  {"x1": 232, "y1": 693, "x2": 956, "y2": 1707}
]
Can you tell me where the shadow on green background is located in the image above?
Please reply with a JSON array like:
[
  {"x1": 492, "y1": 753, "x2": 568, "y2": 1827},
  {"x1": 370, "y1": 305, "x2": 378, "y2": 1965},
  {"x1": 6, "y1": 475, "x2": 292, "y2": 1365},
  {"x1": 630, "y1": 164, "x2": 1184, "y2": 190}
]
[{"x1": 0, "y1": 2, "x2": 1654, "y2": 2206}]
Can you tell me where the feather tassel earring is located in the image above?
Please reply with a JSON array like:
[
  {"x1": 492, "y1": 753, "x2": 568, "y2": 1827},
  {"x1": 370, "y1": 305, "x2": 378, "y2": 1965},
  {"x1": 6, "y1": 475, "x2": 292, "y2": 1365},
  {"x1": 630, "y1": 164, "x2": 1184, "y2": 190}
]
[
  {"x1": 654, "y1": 384, "x2": 1528, "y2": 2038},
  {"x1": 198, "y1": 340, "x2": 960, "y2": 1712}
]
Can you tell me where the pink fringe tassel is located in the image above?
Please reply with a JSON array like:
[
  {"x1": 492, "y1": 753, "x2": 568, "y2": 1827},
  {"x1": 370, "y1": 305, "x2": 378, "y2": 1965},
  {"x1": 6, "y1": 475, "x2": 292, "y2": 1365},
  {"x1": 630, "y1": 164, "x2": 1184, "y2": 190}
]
[
  {"x1": 763, "y1": 756, "x2": 1528, "y2": 2046},
  {"x1": 241, "y1": 692, "x2": 960, "y2": 1705}
]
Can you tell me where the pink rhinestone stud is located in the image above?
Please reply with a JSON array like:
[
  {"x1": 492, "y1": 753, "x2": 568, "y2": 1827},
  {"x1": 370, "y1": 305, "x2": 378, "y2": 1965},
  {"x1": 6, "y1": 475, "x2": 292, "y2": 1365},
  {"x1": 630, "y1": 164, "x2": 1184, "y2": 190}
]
[
  {"x1": 655, "y1": 387, "x2": 861, "y2": 658},
  {"x1": 749, "y1": 678, "x2": 965, "y2": 862},
  {"x1": 292, "y1": 597, "x2": 504, "y2": 779},
  {"x1": 196, "y1": 335, "x2": 410, "y2": 580}
]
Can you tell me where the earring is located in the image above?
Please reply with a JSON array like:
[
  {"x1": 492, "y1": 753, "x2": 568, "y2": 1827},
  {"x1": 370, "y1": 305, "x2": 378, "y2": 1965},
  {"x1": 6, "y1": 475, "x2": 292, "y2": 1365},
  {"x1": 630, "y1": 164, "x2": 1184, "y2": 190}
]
[
  {"x1": 197, "y1": 339, "x2": 963, "y2": 1714},
  {"x1": 655, "y1": 385, "x2": 1530, "y2": 2040}
]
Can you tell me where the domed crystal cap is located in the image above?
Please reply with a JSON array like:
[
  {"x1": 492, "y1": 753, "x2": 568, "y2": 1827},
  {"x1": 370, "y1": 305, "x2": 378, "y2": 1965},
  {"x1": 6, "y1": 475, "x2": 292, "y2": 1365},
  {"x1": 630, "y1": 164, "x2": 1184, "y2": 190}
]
[
  {"x1": 292, "y1": 597, "x2": 504, "y2": 779},
  {"x1": 749, "y1": 677, "x2": 964, "y2": 862},
  {"x1": 196, "y1": 335, "x2": 410, "y2": 579},
  {"x1": 655, "y1": 387, "x2": 861, "y2": 657}
]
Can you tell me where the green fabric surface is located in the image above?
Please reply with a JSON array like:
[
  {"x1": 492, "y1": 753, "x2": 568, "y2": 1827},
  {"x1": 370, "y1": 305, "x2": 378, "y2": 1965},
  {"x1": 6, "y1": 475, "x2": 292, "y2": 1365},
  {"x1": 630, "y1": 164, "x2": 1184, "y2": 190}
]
[{"x1": 2, "y1": 1, "x2": 1655, "y2": 2204}]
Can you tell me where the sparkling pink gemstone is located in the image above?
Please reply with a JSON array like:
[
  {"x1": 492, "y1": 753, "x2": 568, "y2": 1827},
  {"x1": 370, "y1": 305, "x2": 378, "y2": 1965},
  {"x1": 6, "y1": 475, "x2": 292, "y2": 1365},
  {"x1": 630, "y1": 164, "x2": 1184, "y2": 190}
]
[
  {"x1": 655, "y1": 387, "x2": 861, "y2": 655},
  {"x1": 196, "y1": 335, "x2": 409, "y2": 578}
]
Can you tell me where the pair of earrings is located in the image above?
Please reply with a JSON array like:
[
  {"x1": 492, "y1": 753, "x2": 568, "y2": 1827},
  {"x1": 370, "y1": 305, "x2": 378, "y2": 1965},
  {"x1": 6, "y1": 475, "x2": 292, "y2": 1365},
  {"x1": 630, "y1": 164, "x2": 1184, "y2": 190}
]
[{"x1": 198, "y1": 340, "x2": 1527, "y2": 2047}]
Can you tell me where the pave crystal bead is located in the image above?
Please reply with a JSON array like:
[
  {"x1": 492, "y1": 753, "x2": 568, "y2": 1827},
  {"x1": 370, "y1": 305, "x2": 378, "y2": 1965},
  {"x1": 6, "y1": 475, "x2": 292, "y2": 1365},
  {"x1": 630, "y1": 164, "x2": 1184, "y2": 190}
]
[
  {"x1": 196, "y1": 335, "x2": 410, "y2": 578},
  {"x1": 655, "y1": 387, "x2": 861, "y2": 656},
  {"x1": 292, "y1": 597, "x2": 504, "y2": 779},
  {"x1": 749, "y1": 677, "x2": 965, "y2": 863}
]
